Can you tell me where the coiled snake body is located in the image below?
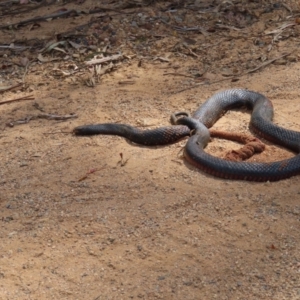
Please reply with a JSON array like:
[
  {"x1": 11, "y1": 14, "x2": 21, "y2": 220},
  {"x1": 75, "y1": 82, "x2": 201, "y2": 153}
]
[{"x1": 74, "y1": 89, "x2": 300, "y2": 181}]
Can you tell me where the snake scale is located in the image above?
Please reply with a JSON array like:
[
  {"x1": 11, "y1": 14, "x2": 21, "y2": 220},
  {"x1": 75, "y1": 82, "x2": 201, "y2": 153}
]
[{"x1": 74, "y1": 89, "x2": 300, "y2": 182}]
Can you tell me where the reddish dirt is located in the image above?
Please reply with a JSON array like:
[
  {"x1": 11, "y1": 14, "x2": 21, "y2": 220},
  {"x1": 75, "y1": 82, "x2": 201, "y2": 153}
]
[{"x1": 0, "y1": 1, "x2": 300, "y2": 299}]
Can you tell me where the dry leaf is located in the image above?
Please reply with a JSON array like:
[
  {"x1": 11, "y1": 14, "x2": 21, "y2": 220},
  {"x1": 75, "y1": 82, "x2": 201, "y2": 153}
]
[{"x1": 37, "y1": 54, "x2": 60, "y2": 63}]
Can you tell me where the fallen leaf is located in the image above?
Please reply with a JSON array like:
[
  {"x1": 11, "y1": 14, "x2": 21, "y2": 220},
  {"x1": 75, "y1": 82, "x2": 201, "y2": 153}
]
[{"x1": 37, "y1": 54, "x2": 60, "y2": 63}]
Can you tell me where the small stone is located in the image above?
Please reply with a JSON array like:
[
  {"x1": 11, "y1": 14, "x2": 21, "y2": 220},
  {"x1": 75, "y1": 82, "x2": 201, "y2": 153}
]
[{"x1": 8, "y1": 231, "x2": 17, "y2": 238}]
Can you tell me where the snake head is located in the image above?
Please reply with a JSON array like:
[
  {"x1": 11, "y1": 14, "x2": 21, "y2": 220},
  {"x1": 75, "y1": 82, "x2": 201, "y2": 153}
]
[{"x1": 191, "y1": 123, "x2": 210, "y2": 148}]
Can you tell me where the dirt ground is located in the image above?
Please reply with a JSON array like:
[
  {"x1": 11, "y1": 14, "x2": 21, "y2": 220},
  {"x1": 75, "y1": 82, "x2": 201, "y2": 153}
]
[{"x1": 0, "y1": 1, "x2": 300, "y2": 299}]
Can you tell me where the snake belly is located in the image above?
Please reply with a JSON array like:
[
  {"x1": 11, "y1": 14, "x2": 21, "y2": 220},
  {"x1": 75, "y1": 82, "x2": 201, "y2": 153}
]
[{"x1": 74, "y1": 89, "x2": 300, "y2": 181}]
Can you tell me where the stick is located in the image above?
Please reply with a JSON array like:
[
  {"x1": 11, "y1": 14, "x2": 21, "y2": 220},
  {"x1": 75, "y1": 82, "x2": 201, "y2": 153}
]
[
  {"x1": 163, "y1": 72, "x2": 196, "y2": 78},
  {"x1": 22, "y1": 62, "x2": 31, "y2": 83},
  {"x1": 0, "y1": 95, "x2": 34, "y2": 105},
  {"x1": 37, "y1": 113, "x2": 78, "y2": 120},
  {"x1": 0, "y1": 9, "x2": 77, "y2": 29},
  {"x1": 84, "y1": 54, "x2": 123, "y2": 66},
  {"x1": 174, "y1": 51, "x2": 294, "y2": 94},
  {"x1": 0, "y1": 83, "x2": 22, "y2": 93},
  {"x1": 242, "y1": 52, "x2": 293, "y2": 74}
]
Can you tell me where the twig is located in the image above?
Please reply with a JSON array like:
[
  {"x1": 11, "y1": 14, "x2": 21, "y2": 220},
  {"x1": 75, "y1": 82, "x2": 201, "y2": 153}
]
[
  {"x1": 241, "y1": 51, "x2": 293, "y2": 75},
  {"x1": 0, "y1": 44, "x2": 30, "y2": 50},
  {"x1": 174, "y1": 25, "x2": 207, "y2": 33},
  {"x1": 182, "y1": 43, "x2": 199, "y2": 58},
  {"x1": 37, "y1": 113, "x2": 78, "y2": 120},
  {"x1": 84, "y1": 54, "x2": 123, "y2": 66},
  {"x1": 215, "y1": 24, "x2": 243, "y2": 31},
  {"x1": 0, "y1": 9, "x2": 78, "y2": 29},
  {"x1": 1, "y1": 0, "x2": 56, "y2": 17},
  {"x1": 7, "y1": 113, "x2": 78, "y2": 127},
  {"x1": 22, "y1": 62, "x2": 31, "y2": 83},
  {"x1": 163, "y1": 72, "x2": 196, "y2": 78},
  {"x1": 78, "y1": 165, "x2": 107, "y2": 182},
  {"x1": 0, "y1": 95, "x2": 34, "y2": 105},
  {"x1": 118, "y1": 80, "x2": 136, "y2": 85},
  {"x1": 265, "y1": 22, "x2": 296, "y2": 35},
  {"x1": 0, "y1": 83, "x2": 22, "y2": 93},
  {"x1": 43, "y1": 131, "x2": 72, "y2": 135},
  {"x1": 153, "y1": 56, "x2": 170, "y2": 62},
  {"x1": 174, "y1": 51, "x2": 294, "y2": 94},
  {"x1": 281, "y1": 3, "x2": 292, "y2": 13}
]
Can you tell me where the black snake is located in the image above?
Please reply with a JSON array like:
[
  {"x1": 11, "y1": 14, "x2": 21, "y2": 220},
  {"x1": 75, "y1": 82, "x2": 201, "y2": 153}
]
[{"x1": 74, "y1": 89, "x2": 300, "y2": 181}]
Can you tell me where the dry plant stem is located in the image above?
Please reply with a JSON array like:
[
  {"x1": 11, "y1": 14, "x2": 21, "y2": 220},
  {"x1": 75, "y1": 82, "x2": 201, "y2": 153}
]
[
  {"x1": 22, "y1": 62, "x2": 31, "y2": 83},
  {"x1": 175, "y1": 51, "x2": 294, "y2": 94},
  {"x1": 0, "y1": 83, "x2": 22, "y2": 93},
  {"x1": 37, "y1": 113, "x2": 78, "y2": 120},
  {"x1": 163, "y1": 73, "x2": 196, "y2": 78},
  {"x1": 43, "y1": 131, "x2": 72, "y2": 135},
  {"x1": 0, "y1": 45, "x2": 29, "y2": 50},
  {"x1": 8, "y1": 113, "x2": 78, "y2": 127},
  {"x1": 0, "y1": 9, "x2": 77, "y2": 29},
  {"x1": 281, "y1": 3, "x2": 292, "y2": 13},
  {"x1": 84, "y1": 54, "x2": 123, "y2": 66},
  {"x1": 0, "y1": 95, "x2": 34, "y2": 106},
  {"x1": 1, "y1": 0, "x2": 56, "y2": 17},
  {"x1": 244, "y1": 52, "x2": 294, "y2": 74}
]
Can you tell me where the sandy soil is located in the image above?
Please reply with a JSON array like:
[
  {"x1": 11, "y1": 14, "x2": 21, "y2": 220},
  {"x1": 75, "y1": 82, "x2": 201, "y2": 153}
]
[{"x1": 0, "y1": 1, "x2": 300, "y2": 299}]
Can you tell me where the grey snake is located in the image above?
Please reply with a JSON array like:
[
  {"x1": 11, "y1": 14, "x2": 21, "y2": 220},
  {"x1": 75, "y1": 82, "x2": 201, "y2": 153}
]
[{"x1": 74, "y1": 89, "x2": 300, "y2": 181}]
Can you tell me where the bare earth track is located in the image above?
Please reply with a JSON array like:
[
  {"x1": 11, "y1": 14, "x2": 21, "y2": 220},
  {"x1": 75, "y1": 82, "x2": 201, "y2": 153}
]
[{"x1": 0, "y1": 1, "x2": 300, "y2": 299}]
